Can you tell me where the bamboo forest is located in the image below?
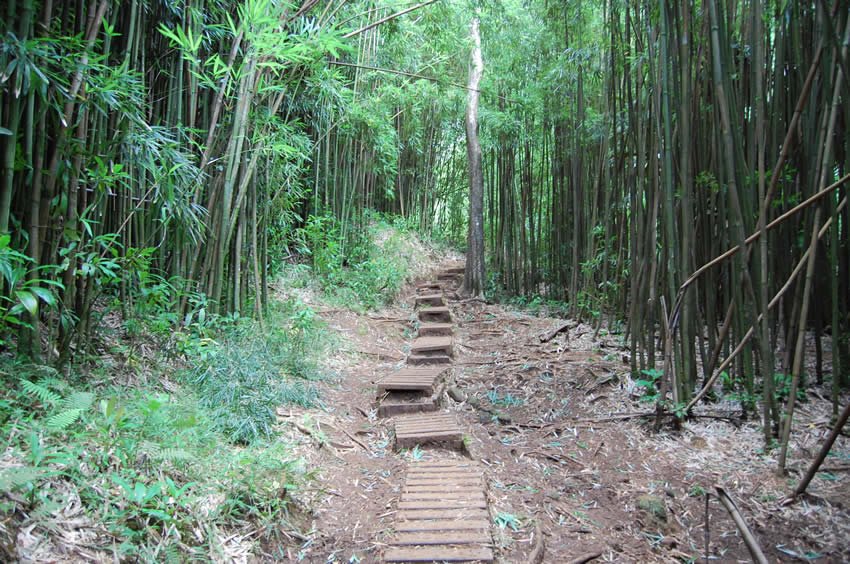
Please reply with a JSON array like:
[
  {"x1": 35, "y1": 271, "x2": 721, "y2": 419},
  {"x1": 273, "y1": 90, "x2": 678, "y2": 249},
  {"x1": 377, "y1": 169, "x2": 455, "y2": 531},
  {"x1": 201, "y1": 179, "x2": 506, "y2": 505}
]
[{"x1": 1, "y1": 0, "x2": 849, "y2": 561}]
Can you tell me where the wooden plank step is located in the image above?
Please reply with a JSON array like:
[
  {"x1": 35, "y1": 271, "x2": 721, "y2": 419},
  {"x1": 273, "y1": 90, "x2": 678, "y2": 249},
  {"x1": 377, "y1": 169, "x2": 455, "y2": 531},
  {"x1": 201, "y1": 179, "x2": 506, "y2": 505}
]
[
  {"x1": 395, "y1": 416, "x2": 457, "y2": 432},
  {"x1": 402, "y1": 480, "x2": 481, "y2": 493},
  {"x1": 393, "y1": 531, "x2": 491, "y2": 546},
  {"x1": 395, "y1": 520, "x2": 490, "y2": 532},
  {"x1": 418, "y1": 306, "x2": 452, "y2": 323},
  {"x1": 415, "y1": 293, "x2": 445, "y2": 307},
  {"x1": 398, "y1": 509, "x2": 489, "y2": 521},
  {"x1": 396, "y1": 428, "x2": 462, "y2": 439},
  {"x1": 405, "y1": 479, "x2": 482, "y2": 488},
  {"x1": 411, "y1": 336, "x2": 453, "y2": 356},
  {"x1": 397, "y1": 426, "x2": 461, "y2": 436},
  {"x1": 404, "y1": 485, "x2": 482, "y2": 493},
  {"x1": 408, "y1": 460, "x2": 474, "y2": 470},
  {"x1": 377, "y1": 367, "x2": 448, "y2": 394},
  {"x1": 402, "y1": 492, "x2": 486, "y2": 501},
  {"x1": 397, "y1": 499, "x2": 487, "y2": 510},
  {"x1": 416, "y1": 282, "x2": 442, "y2": 291},
  {"x1": 407, "y1": 354, "x2": 451, "y2": 366},
  {"x1": 418, "y1": 322, "x2": 453, "y2": 336},
  {"x1": 396, "y1": 433, "x2": 463, "y2": 450},
  {"x1": 444, "y1": 266, "x2": 465, "y2": 275},
  {"x1": 405, "y1": 475, "x2": 481, "y2": 484},
  {"x1": 409, "y1": 461, "x2": 476, "y2": 469},
  {"x1": 379, "y1": 400, "x2": 439, "y2": 418},
  {"x1": 384, "y1": 547, "x2": 493, "y2": 562}
]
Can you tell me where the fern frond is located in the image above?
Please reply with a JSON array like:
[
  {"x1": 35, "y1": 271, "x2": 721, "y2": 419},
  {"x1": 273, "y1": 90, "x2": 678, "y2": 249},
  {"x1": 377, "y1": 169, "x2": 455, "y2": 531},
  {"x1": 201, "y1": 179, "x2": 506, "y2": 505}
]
[
  {"x1": 21, "y1": 380, "x2": 61, "y2": 406},
  {"x1": 62, "y1": 391, "x2": 95, "y2": 411},
  {"x1": 155, "y1": 448, "x2": 193, "y2": 463},
  {"x1": 46, "y1": 408, "x2": 82, "y2": 431},
  {"x1": 0, "y1": 466, "x2": 43, "y2": 491},
  {"x1": 139, "y1": 441, "x2": 193, "y2": 464}
]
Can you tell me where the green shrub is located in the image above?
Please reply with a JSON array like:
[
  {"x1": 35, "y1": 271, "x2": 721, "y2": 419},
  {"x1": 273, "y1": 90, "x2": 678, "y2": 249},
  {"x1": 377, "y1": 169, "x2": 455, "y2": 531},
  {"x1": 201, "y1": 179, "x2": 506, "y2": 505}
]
[
  {"x1": 295, "y1": 211, "x2": 422, "y2": 310},
  {"x1": 188, "y1": 300, "x2": 322, "y2": 444}
]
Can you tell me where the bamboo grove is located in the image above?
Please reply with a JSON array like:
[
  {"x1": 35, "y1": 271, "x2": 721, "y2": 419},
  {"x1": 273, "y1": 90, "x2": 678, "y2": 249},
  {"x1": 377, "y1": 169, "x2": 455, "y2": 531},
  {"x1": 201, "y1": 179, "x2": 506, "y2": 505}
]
[
  {"x1": 1, "y1": 0, "x2": 849, "y2": 446},
  {"x1": 449, "y1": 0, "x2": 850, "y2": 446}
]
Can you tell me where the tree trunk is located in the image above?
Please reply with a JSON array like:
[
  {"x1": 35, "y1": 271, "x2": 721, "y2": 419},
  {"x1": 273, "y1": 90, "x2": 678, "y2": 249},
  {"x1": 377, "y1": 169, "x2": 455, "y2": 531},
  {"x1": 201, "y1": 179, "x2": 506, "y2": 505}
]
[{"x1": 463, "y1": 15, "x2": 485, "y2": 298}]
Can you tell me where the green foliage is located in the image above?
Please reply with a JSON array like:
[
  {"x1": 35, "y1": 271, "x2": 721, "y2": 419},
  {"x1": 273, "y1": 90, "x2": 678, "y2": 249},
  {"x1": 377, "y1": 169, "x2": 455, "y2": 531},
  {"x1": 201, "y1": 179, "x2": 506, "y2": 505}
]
[
  {"x1": 486, "y1": 389, "x2": 524, "y2": 407},
  {"x1": 188, "y1": 300, "x2": 322, "y2": 444},
  {"x1": 0, "y1": 357, "x2": 310, "y2": 560},
  {"x1": 296, "y1": 212, "x2": 423, "y2": 310},
  {"x1": 0, "y1": 235, "x2": 62, "y2": 342},
  {"x1": 772, "y1": 372, "x2": 806, "y2": 404},
  {"x1": 635, "y1": 369, "x2": 662, "y2": 402},
  {"x1": 494, "y1": 511, "x2": 522, "y2": 532}
]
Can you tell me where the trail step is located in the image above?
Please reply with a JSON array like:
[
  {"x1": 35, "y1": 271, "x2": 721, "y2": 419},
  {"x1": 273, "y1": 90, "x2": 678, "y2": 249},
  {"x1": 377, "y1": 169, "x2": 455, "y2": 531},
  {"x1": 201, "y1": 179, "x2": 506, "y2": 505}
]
[
  {"x1": 411, "y1": 336, "x2": 453, "y2": 357},
  {"x1": 378, "y1": 381, "x2": 446, "y2": 418},
  {"x1": 377, "y1": 366, "x2": 449, "y2": 395},
  {"x1": 418, "y1": 306, "x2": 452, "y2": 324},
  {"x1": 415, "y1": 293, "x2": 445, "y2": 307},
  {"x1": 394, "y1": 414, "x2": 463, "y2": 450},
  {"x1": 418, "y1": 323, "x2": 453, "y2": 337},
  {"x1": 385, "y1": 460, "x2": 493, "y2": 563},
  {"x1": 444, "y1": 266, "x2": 465, "y2": 275},
  {"x1": 416, "y1": 282, "x2": 442, "y2": 291},
  {"x1": 407, "y1": 354, "x2": 451, "y2": 366}
]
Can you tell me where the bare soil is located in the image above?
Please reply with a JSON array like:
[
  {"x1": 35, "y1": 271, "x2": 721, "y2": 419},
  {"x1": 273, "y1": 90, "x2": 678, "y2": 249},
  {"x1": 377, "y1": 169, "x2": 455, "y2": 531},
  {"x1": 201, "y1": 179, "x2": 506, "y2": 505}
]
[{"x1": 278, "y1": 263, "x2": 850, "y2": 563}]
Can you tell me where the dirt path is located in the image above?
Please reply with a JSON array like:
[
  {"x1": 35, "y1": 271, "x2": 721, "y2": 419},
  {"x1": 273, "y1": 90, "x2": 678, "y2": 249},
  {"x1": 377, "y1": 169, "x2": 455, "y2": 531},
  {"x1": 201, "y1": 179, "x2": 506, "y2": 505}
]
[{"x1": 278, "y1": 262, "x2": 850, "y2": 563}]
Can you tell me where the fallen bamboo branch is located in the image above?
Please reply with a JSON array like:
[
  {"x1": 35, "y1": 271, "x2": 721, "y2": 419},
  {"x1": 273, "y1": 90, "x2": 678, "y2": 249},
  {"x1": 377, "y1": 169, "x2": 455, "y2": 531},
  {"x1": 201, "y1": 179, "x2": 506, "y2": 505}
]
[
  {"x1": 565, "y1": 551, "x2": 603, "y2": 564},
  {"x1": 783, "y1": 401, "x2": 850, "y2": 503},
  {"x1": 539, "y1": 321, "x2": 570, "y2": 343},
  {"x1": 715, "y1": 486, "x2": 769, "y2": 564},
  {"x1": 527, "y1": 522, "x2": 545, "y2": 564}
]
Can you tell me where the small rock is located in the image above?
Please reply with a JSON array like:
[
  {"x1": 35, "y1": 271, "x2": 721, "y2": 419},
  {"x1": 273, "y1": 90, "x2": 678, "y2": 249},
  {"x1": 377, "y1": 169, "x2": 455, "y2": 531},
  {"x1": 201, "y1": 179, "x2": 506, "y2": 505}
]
[{"x1": 545, "y1": 490, "x2": 561, "y2": 500}]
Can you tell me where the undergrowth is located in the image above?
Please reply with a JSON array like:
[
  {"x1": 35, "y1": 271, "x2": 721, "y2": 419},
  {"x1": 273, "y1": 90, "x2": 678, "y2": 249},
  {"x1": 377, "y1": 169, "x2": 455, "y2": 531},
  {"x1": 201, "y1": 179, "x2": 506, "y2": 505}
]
[
  {"x1": 291, "y1": 211, "x2": 433, "y2": 310},
  {"x1": 0, "y1": 299, "x2": 323, "y2": 561}
]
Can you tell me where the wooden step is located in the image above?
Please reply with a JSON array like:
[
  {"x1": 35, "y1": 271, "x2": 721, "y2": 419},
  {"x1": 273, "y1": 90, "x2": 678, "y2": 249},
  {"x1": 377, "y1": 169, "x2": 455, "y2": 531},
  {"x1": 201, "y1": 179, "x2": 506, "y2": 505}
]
[
  {"x1": 395, "y1": 414, "x2": 463, "y2": 450},
  {"x1": 378, "y1": 397, "x2": 440, "y2": 418},
  {"x1": 386, "y1": 459, "x2": 493, "y2": 562},
  {"x1": 416, "y1": 282, "x2": 442, "y2": 291},
  {"x1": 415, "y1": 293, "x2": 445, "y2": 307},
  {"x1": 418, "y1": 322, "x2": 453, "y2": 337},
  {"x1": 398, "y1": 508, "x2": 490, "y2": 521},
  {"x1": 393, "y1": 531, "x2": 491, "y2": 545},
  {"x1": 377, "y1": 380, "x2": 446, "y2": 418},
  {"x1": 377, "y1": 366, "x2": 449, "y2": 394},
  {"x1": 411, "y1": 336, "x2": 453, "y2": 357},
  {"x1": 384, "y1": 547, "x2": 493, "y2": 562},
  {"x1": 407, "y1": 354, "x2": 451, "y2": 366},
  {"x1": 444, "y1": 266, "x2": 465, "y2": 275},
  {"x1": 418, "y1": 306, "x2": 452, "y2": 324}
]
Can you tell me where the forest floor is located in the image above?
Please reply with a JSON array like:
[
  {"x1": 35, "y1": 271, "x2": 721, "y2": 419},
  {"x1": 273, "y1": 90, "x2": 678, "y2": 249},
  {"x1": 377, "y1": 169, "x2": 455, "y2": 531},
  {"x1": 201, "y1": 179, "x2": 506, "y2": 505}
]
[{"x1": 276, "y1": 258, "x2": 850, "y2": 563}]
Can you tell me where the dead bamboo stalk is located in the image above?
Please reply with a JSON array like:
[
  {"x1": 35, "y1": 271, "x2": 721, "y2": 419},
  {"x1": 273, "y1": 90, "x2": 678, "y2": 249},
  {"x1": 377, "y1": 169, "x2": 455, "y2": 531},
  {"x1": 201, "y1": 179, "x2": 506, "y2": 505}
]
[
  {"x1": 714, "y1": 487, "x2": 769, "y2": 564},
  {"x1": 784, "y1": 401, "x2": 850, "y2": 502}
]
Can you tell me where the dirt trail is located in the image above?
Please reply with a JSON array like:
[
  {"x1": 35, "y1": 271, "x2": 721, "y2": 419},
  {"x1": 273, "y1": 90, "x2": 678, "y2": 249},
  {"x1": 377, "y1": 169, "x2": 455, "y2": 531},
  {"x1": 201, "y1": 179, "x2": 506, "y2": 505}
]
[{"x1": 278, "y1": 261, "x2": 850, "y2": 563}]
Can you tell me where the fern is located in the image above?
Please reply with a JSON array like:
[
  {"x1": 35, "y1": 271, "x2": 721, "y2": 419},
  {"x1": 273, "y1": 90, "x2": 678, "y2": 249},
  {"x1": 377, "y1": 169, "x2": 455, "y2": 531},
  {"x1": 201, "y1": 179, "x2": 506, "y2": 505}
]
[
  {"x1": 46, "y1": 408, "x2": 83, "y2": 431},
  {"x1": 139, "y1": 442, "x2": 193, "y2": 464},
  {"x1": 20, "y1": 380, "x2": 61, "y2": 406},
  {"x1": 62, "y1": 391, "x2": 95, "y2": 411},
  {"x1": 156, "y1": 448, "x2": 193, "y2": 463},
  {"x1": 0, "y1": 466, "x2": 43, "y2": 491}
]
